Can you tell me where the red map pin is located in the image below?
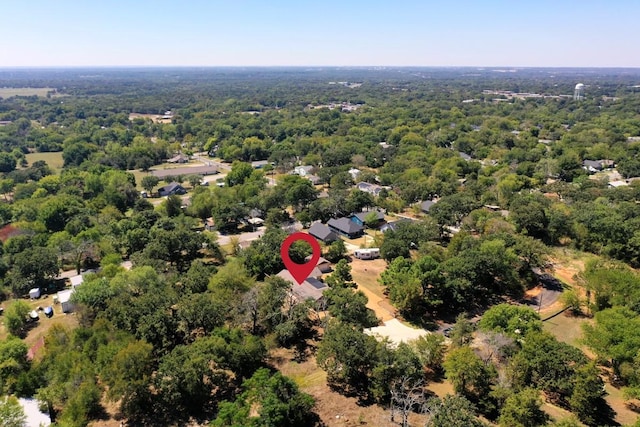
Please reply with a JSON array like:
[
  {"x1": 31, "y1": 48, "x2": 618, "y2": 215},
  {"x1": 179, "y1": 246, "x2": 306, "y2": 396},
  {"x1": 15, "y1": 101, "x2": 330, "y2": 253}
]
[{"x1": 281, "y1": 232, "x2": 321, "y2": 285}]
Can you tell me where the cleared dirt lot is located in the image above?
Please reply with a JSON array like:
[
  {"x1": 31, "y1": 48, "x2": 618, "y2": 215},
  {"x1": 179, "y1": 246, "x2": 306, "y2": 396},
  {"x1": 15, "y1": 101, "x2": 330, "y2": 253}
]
[{"x1": 349, "y1": 257, "x2": 395, "y2": 321}]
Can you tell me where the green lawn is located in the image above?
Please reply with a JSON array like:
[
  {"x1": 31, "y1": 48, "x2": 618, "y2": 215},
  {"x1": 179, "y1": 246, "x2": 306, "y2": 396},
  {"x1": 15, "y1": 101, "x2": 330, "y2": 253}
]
[
  {"x1": 543, "y1": 312, "x2": 591, "y2": 347},
  {"x1": 25, "y1": 152, "x2": 64, "y2": 173},
  {"x1": 0, "y1": 87, "x2": 58, "y2": 99}
]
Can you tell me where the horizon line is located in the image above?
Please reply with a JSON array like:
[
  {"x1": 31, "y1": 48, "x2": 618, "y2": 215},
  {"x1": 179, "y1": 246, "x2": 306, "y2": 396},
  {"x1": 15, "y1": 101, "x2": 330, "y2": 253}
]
[{"x1": 2, "y1": 65, "x2": 640, "y2": 70}]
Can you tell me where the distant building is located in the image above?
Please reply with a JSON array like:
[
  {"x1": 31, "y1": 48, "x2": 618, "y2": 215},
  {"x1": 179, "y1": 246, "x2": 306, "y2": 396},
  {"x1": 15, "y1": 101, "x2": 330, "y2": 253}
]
[
  {"x1": 294, "y1": 165, "x2": 314, "y2": 176},
  {"x1": 204, "y1": 217, "x2": 216, "y2": 231},
  {"x1": 582, "y1": 159, "x2": 614, "y2": 173},
  {"x1": 167, "y1": 153, "x2": 189, "y2": 164},
  {"x1": 351, "y1": 210, "x2": 385, "y2": 227},
  {"x1": 380, "y1": 218, "x2": 413, "y2": 233},
  {"x1": 420, "y1": 200, "x2": 436, "y2": 213},
  {"x1": 348, "y1": 168, "x2": 361, "y2": 180},
  {"x1": 276, "y1": 269, "x2": 328, "y2": 303},
  {"x1": 328, "y1": 217, "x2": 364, "y2": 239},
  {"x1": 157, "y1": 182, "x2": 186, "y2": 197},
  {"x1": 251, "y1": 160, "x2": 271, "y2": 169},
  {"x1": 458, "y1": 151, "x2": 472, "y2": 161},
  {"x1": 308, "y1": 222, "x2": 338, "y2": 243},
  {"x1": 574, "y1": 83, "x2": 585, "y2": 101},
  {"x1": 355, "y1": 181, "x2": 389, "y2": 197}
]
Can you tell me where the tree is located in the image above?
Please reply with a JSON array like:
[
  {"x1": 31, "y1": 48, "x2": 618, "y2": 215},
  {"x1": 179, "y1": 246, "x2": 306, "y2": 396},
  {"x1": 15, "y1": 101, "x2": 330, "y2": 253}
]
[
  {"x1": 212, "y1": 368, "x2": 316, "y2": 427},
  {"x1": 569, "y1": 363, "x2": 614, "y2": 426},
  {"x1": 316, "y1": 320, "x2": 379, "y2": 394},
  {"x1": 0, "y1": 396, "x2": 26, "y2": 427},
  {"x1": 186, "y1": 174, "x2": 203, "y2": 188},
  {"x1": 449, "y1": 314, "x2": 475, "y2": 347},
  {"x1": 0, "y1": 336, "x2": 29, "y2": 393},
  {"x1": 582, "y1": 306, "x2": 640, "y2": 377},
  {"x1": 324, "y1": 286, "x2": 378, "y2": 328},
  {"x1": 0, "y1": 152, "x2": 17, "y2": 173},
  {"x1": 478, "y1": 304, "x2": 542, "y2": 339},
  {"x1": 141, "y1": 175, "x2": 159, "y2": 193},
  {"x1": 425, "y1": 394, "x2": 486, "y2": 427},
  {"x1": 498, "y1": 388, "x2": 548, "y2": 427},
  {"x1": 325, "y1": 238, "x2": 347, "y2": 263},
  {"x1": 225, "y1": 161, "x2": 254, "y2": 187},
  {"x1": 444, "y1": 346, "x2": 493, "y2": 400},
  {"x1": 413, "y1": 333, "x2": 446, "y2": 373},
  {"x1": 3, "y1": 300, "x2": 31, "y2": 337}
]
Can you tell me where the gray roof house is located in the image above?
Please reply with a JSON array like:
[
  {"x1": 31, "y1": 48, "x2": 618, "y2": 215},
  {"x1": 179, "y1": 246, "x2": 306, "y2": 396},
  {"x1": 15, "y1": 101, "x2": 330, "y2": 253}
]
[
  {"x1": 308, "y1": 222, "x2": 338, "y2": 243},
  {"x1": 158, "y1": 182, "x2": 186, "y2": 197},
  {"x1": 380, "y1": 218, "x2": 413, "y2": 233},
  {"x1": 276, "y1": 269, "x2": 328, "y2": 303},
  {"x1": 420, "y1": 200, "x2": 436, "y2": 213},
  {"x1": 328, "y1": 217, "x2": 364, "y2": 239}
]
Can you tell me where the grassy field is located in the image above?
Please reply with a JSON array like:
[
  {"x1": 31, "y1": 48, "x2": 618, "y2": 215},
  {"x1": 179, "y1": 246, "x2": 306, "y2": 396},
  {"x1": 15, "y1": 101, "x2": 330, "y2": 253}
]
[
  {"x1": 25, "y1": 151, "x2": 64, "y2": 173},
  {"x1": 0, "y1": 87, "x2": 58, "y2": 99}
]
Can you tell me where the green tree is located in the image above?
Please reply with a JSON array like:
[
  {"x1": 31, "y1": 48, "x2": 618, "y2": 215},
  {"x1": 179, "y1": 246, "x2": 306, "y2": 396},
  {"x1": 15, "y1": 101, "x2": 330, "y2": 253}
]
[
  {"x1": 325, "y1": 238, "x2": 347, "y2": 263},
  {"x1": 324, "y1": 286, "x2": 378, "y2": 328},
  {"x1": 444, "y1": 346, "x2": 493, "y2": 399},
  {"x1": 413, "y1": 333, "x2": 446, "y2": 373},
  {"x1": 0, "y1": 336, "x2": 29, "y2": 393},
  {"x1": 141, "y1": 175, "x2": 160, "y2": 193},
  {"x1": 425, "y1": 394, "x2": 486, "y2": 427},
  {"x1": 569, "y1": 363, "x2": 613, "y2": 426},
  {"x1": 317, "y1": 320, "x2": 379, "y2": 394},
  {"x1": 212, "y1": 368, "x2": 316, "y2": 427},
  {"x1": 3, "y1": 300, "x2": 31, "y2": 337},
  {"x1": 0, "y1": 395, "x2": 26, "y2": 427},
  {"x1": 498, "y1": 388, "x2": 548, "y2": 427},
  {"x1": 478, "y1": 304, "x2": 542, "y2": 339}
]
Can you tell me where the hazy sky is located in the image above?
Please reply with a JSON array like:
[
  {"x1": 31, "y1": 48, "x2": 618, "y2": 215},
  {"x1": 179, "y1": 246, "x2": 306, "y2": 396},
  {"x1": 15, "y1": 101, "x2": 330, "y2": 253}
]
[{"x1": 1, "y1": 0, "x2": 638, "y2": 67}]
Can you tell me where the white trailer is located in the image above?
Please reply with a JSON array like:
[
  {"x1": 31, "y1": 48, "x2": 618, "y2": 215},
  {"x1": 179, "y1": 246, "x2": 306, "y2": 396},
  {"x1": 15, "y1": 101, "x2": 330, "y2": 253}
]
[{"x1": 354, "y1": 248, "x2": 380, "y2": 260}]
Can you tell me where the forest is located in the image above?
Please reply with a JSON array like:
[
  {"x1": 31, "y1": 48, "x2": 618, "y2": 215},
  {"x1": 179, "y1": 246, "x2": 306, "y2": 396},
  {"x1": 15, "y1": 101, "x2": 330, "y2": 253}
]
[{"x1": 1, "y1": 67, "x2": 640, "y2": 426}]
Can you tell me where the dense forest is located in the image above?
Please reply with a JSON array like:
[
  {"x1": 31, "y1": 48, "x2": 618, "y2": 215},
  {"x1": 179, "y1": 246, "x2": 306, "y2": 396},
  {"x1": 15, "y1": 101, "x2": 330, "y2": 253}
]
[{"x1": 1, "y1": 67, "x2": 640, "y2": 426}]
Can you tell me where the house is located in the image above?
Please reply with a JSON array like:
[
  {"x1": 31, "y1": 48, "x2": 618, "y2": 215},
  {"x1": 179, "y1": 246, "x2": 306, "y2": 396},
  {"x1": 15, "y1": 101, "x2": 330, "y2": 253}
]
[
  {"x1": 308, "y1": 222, "x2": 338, "y2": 243},
  {"x1": 351, "y1": 210, "x2": 385, "y2": 227},
  {"x1": 306, "y1": 174, "x2": 322, "y2": 185},
  {"x1": 582, "y1": 159, "x2": 614, "y2": 173},
  {"x1": 205, "y1": 217, "x2": 216, "y2": 231},
  {"x1": 157, "y1": 182, "x2": 186, "y2": 197},
  {"x1": 56, "y1": 289, "x2": 74, "y2": 313},
  {"x1": 305, "y1": 255, "x2": 333, "y2": 273},
  {"x1": 328, "y1": 217, "x2": 364, "y2": 239},
  {"x1": 355, "y1": 181, "x2": 389, "y2": 197},
  {"x1": 251, "y1": 160, "x2": 271, "y2": 169},
  {"x1": 167, "y1": 153, "x2": 189, "y2": 164},
  {"x1": 458, "y1": 151, "x2": 472, "y2": 161},
  {"x1": 294, "y1": 165, "x2": 314, "y2": 176},
  {"x1": 420, "y1": 200, "x2": 436, "y2": 213},
  {"x1": 348, "y1": 168, "x2": 361, "y2": 180},
  {"x1": 380, "y1": 218, "x2": 413, "y2": 233},
  {"x1": 609, "y1": 180, "x2": 629, "y2": 188},
  {"x1": 276, "y1": 269, "x2": 329, "y2": 303}
]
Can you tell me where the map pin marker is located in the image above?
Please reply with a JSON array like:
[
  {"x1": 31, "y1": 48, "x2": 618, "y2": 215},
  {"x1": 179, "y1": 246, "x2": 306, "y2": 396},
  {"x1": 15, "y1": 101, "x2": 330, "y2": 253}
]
[{"x1": 281, "y1": 232, "x2": 321, "y2": 285}]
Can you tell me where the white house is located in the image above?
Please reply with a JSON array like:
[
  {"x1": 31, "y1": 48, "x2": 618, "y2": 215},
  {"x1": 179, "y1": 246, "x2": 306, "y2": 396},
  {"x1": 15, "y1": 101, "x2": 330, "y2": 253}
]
[{"x1": 294, "y1": 165, "x2": 314, "y2": 176}]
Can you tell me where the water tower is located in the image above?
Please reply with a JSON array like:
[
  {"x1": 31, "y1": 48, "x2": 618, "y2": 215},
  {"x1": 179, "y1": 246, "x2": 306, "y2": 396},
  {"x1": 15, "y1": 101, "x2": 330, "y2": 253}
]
[{"x1": 574, "y1": 83, "x2": 585, "y2": 101}]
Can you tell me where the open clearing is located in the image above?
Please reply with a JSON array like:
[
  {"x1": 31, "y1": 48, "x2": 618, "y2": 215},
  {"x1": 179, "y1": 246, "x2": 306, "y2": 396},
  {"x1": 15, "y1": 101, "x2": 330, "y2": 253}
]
[
  {"x1": 349, "y1": 257, "x2": 395, "y2": 321},
  {"x1": 25, "y1": 151, "x2": 64, "y2": 173},
  {"x1": 0, "y1": 87, "x2": 59, "y2": 98},
  {"x1": 128, "y1": 113, "x2": 172, "y2": 124}
]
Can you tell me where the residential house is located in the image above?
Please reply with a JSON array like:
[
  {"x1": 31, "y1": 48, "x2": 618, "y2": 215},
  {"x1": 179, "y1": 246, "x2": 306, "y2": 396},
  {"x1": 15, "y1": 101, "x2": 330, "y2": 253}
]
[
  {"x1": 420, "y1": 200, "x2": 436, "y2": 213},
  {"x1": 355, "y1": 181, "x2": 389, "y2": 197},
  {"x1": 348, "y1": 168, "x2": 361, "y2": 180},
  {"x1": 582, "y1": 159, "x2": 614, "y2": 173},
  {"x1": 306, "y1": 174, "x2": 322, "y2": 185},
  {"x1": 251, "y1": 160, "x2": 271, "y2": 169},
  {"x1": 308, "y1": 222, "x2": 338, "y2": 243},
  {"x1": 328, "y1": 217, "x2": 364, "y2": 239},
  {"x1": 167, "y1": 153, "x2": 189, "y2": 164},
  {"x1": 276, "y1": 269, "x2": 328, "y2": 303},
  {"x1": 204, "y1": 217, "x2": 216, "y2": 231},
  {"x1": 351, "y1": 210, "x2": 385, "y2": 228},
  {"x1": 157, "y1": 182, "x2": 186, "y2": 197},
  {"x1": 294, "y1": 165, "x2": 314, "y2": 176},
  {"x1": 458, "y1": 151, "x2": 472, "y2": 161},
  {"x1": 304, "y1": 256, "x2": 333, "y2": 274}
]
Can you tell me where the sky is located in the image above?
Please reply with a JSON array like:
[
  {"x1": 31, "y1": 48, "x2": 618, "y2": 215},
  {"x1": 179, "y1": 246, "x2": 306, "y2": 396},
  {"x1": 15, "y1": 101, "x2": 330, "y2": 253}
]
[{"x1": 1, "y1": 0, "x2": 639, "y2": 67}]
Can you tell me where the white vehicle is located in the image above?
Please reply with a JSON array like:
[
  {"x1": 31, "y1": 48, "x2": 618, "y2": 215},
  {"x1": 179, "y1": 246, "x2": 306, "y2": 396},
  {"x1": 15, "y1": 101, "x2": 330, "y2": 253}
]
[{"x1": 354, "y1": 248, "x2": 380, "y2": 260}]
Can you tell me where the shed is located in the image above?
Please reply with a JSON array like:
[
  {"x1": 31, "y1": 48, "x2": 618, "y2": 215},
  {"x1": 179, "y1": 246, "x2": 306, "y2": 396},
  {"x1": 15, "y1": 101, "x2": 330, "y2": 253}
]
[
  {"x1": 57, "y1": 289, "x2": 74, "y2": 313},
  {"x1": 69, "y1": 275, "x2": 83, "y2": 288},
  {"x1": 29, "y1": 288, "x2": 41, "y2": 299}
]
